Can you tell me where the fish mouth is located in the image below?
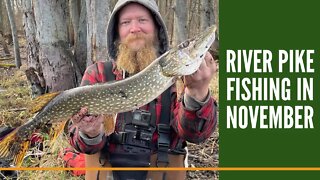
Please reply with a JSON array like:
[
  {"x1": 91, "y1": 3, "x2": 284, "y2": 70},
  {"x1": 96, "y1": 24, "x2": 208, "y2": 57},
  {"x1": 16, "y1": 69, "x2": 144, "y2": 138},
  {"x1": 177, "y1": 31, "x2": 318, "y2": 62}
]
[
  {"x1": 185, "y1": 58, "x2": 202, "y2": 68},
  {"x1": 184, "y1": 60, "x2": 203, "y2": 75},
  {"x1": 159, "y1": 25, "x2": 217, "y2": 77}
]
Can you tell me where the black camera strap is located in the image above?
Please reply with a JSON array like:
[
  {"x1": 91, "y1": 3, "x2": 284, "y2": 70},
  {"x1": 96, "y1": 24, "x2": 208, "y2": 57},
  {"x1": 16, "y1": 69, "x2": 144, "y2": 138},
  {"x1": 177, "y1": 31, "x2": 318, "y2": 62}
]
[
  {"x1": 157, "y1": 87, "x2": 171, "y2": 166},
  {"x1": 149, "y1": 99, "x2": 157, "y2": 130},
  {"x1": 156, "y1": 88, "x2": 171, "y2": 180},
  {"x1": 103, "y1": 60, "x2": 116, "y2": 81}
]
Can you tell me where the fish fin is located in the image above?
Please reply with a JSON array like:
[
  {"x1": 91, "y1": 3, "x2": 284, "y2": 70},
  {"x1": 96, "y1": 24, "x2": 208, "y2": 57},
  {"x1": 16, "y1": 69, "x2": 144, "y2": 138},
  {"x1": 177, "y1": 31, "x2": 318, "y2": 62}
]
[
  {"x1": 0, "y1": 127, "x2": 30, "y2": 167},
  {"x1": 49, "y1": 121, "x2": 67, "y2": 146},
  {"x1": 175, "y1": 77, "x2": 185, "y2": 101},
  {"x1": 28, "y1": 92, "x2": 61, "y2": 114},
  {"x1": 103, "y1": 114, "x2": 116, "y2": 136},
  {"x1": 13, "y1": 141, "x2": 30, "y2": 167}
]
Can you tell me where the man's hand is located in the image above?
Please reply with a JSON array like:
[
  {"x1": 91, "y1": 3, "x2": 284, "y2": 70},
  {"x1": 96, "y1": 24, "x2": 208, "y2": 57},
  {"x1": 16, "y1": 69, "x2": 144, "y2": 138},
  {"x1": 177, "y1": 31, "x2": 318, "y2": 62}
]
[
  {"x1": 184, "y1": 52, "x2": 217, "y2": 101},
  {"x1": 71, "y1": 107, "x2": 104, "y2": 138}
]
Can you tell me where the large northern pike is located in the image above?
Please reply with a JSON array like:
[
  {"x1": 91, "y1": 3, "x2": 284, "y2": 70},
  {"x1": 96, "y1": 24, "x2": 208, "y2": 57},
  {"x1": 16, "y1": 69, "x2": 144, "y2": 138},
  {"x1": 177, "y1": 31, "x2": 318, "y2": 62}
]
[{"x1": 0, "y1": 25, "x2": 216, "y2": 166}]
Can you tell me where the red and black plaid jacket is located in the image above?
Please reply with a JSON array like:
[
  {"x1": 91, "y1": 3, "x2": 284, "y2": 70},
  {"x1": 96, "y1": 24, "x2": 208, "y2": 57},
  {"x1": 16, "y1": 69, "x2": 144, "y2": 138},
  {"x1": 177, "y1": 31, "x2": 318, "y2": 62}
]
[{"x1": 68, "y1": 61, "x2": 217, "y2": 154}]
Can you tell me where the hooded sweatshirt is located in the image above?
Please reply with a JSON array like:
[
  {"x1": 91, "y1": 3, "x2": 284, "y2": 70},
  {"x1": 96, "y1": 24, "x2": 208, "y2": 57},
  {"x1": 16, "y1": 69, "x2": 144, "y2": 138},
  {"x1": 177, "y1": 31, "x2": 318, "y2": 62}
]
[{"x1": 107, "y1": 0, "x2": 169, "y2": 60}]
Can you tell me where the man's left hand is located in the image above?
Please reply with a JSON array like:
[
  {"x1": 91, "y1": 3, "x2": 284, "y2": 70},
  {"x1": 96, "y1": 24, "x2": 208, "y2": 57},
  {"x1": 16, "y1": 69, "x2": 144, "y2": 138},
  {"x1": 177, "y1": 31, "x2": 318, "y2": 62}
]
[{"x1": 184, "y1": 52, "x2": 217, "y2": 101}]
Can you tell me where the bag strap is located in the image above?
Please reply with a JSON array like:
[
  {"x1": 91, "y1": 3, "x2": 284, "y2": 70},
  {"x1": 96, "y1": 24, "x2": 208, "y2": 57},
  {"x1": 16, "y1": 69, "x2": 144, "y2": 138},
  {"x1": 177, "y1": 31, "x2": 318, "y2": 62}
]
[
  {"x1": 156, "y1": 87, "x2": 172, "y2": 180},
  {"x1": 156, "y1": 87, "x2": 171, "y2": 167},
  {"x1": 103, "y1": 61, "x2": 116, "y2": 82}
]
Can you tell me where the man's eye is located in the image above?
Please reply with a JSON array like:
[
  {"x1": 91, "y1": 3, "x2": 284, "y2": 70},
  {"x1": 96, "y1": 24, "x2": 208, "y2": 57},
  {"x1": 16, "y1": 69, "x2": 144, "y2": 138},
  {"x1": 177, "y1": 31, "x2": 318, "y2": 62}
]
[
  {"x1": 139, "y1": 18, "x2": 147, "y2": 23},
  {"x1": 121, "y1": 21, "x2": 130, "y2": 25}
]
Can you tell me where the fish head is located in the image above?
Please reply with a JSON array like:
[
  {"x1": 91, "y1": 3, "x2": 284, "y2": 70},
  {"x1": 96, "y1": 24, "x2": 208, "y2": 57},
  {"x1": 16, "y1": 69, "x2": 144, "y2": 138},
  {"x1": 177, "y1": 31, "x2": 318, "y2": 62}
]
[{"x1": 160, "y1": 25, "x2": 217, "y2": 76}]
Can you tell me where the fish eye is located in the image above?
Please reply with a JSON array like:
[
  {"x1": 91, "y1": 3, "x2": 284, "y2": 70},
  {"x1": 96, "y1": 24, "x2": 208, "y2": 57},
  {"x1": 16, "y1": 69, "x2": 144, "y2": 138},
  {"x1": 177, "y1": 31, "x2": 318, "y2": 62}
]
[
  {"x1": 182, "y1": 40, "x2": 189, "y2": 47},
  {"x1": 178, "y1": 40, "x2": 190, "y2": 49}
]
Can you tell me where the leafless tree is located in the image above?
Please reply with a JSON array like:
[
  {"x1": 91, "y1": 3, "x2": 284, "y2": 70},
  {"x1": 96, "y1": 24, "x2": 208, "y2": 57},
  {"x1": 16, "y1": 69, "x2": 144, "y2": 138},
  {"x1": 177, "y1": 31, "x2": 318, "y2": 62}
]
[
  {"x1": 4, "y1": 0, "x2": 21, "y2": 68},
  {"x1": 69, "y1": 0, "x2": 80, "y2": 45},
  {"x1": 173, "y1": 0, "x2": 188, "y2": 45},
  {"x1": 22, "y1": 0, "x2": 45, "y2": 97},
  {"x1": 0, "y1": 0, "x2": 12, "y2": 44},
  {"x1": 85, "y1": 0, "x2": 110, "y2": 67},
  {"x1": 22, "y1": 0, "x2": 40, "y2": 73},
  {"x1": 33, "y1": 0, "x2": 76, "y2": 92},
  {"x1": 0, "y1": 32, "x2": 10, "y2": 56},
  {"x1": 72, "y1": 0, "x2": 87, "y2": 74}
]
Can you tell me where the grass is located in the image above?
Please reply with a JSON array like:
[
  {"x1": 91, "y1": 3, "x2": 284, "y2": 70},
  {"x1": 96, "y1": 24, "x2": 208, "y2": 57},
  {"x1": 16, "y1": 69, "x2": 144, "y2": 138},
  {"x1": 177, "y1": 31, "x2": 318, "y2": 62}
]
[
  {"x1": 18, "y1": 135, "x2": 83, "y2": 180},
  {"x1": 0, "y1": 68, "x2": 31, "y2": 127},
  {"x1": 0, "y1": 67, "x2": 82, "y2": 179},
  {"x1": 210, "y1": 71, "x2": 219, "y2": 102}
]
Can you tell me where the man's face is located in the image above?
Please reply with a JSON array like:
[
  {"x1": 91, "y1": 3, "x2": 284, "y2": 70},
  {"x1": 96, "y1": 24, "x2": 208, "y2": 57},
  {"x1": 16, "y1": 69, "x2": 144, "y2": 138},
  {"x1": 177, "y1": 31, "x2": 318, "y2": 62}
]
[
  {"x1": 116, "y1": 3, "x2": 158, "y2": 75},
  {"x1": 118, "y1": 3, "x2": 156, "y2": 51}
]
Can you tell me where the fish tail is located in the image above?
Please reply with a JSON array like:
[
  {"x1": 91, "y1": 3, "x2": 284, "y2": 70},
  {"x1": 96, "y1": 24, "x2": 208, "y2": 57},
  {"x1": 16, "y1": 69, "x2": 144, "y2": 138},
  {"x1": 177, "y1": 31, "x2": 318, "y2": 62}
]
[{"x1": 0, "y1": 127, "x2": 30, "y2": 166}]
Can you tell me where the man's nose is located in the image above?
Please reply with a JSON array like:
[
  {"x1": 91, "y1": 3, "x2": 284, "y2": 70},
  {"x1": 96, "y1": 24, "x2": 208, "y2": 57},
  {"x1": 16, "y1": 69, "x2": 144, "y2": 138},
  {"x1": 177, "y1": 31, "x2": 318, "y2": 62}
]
[{"x1": 129, "y1": 21, "x2": 141, "y2": 33}]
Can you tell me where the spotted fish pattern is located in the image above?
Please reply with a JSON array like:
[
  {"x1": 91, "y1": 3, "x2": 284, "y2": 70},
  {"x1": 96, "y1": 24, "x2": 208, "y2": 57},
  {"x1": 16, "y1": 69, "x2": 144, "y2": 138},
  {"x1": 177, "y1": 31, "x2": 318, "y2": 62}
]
[{"x1": 0, "y1": 25, "x2": 217, "y2": 166}]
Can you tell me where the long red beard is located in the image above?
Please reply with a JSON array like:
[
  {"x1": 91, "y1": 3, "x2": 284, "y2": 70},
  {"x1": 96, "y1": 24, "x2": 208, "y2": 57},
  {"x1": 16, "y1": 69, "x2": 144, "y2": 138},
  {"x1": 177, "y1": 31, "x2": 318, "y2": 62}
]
[{"x1": 116, "y1": 33, "x2": 157, "y2": 75}]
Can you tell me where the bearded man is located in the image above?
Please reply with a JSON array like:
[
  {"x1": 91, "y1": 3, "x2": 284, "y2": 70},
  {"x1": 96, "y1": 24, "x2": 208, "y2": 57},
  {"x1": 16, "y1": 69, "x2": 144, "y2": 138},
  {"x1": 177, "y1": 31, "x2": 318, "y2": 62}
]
[{"x1": 68, "y1": 0, "x2": 218, "y2": 179}]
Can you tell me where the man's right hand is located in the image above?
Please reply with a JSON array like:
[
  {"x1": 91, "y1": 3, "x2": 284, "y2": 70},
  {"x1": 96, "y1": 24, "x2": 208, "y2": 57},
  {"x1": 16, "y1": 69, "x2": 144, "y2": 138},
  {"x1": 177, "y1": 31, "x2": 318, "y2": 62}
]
[{"x1": 71, "y1": 107, "x2": 104, "y2": 138}]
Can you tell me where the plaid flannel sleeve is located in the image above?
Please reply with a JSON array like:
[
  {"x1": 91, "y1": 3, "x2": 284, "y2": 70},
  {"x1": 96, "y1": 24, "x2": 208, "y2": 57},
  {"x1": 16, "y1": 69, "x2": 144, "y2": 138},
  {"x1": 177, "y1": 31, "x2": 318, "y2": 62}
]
[
  {"x1": 68, "y1": 120, "x2": 107, "y2": 154},
  {"x1": 172, "y1": 90, "x2": 218, "y2": 144},
  {"x1": 67, "y1": 63, "x2": 108, "y2": 154}
]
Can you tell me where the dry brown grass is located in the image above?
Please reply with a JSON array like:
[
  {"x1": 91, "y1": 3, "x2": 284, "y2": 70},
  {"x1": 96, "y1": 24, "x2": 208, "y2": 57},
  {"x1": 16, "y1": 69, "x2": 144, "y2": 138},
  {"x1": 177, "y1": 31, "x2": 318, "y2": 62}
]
[
  {"x1": 18, "y1": 134, "x2": 82, "y2": 180},
  {"x1": 0, "y1": 67, "x2": 31, "y2": 127},
  {"x1": 210, "y1": 71, "x2": 219, "y2": 102},
  {"x1": 0, "y1": 68, "x2": 81, "y2": 179}
]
